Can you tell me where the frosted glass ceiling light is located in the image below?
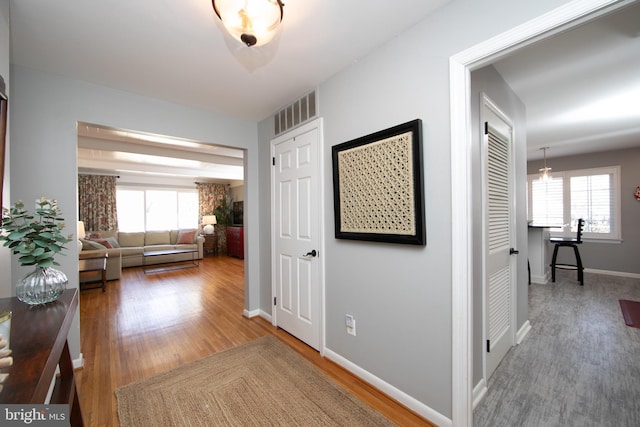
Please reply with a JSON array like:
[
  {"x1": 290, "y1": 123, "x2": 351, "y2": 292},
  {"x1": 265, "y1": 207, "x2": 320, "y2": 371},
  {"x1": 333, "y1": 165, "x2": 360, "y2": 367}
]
[
  {"x1": 539, "y1": 147, "x2": 552, "y2": 181},
  {"x1": 212, "y1": 0, "x2": 284, "y2": 47}
]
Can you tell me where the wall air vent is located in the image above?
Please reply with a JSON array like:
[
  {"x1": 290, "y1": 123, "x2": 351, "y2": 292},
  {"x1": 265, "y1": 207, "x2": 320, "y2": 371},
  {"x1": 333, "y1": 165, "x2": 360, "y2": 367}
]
[{"x1": 273, "y1": 90, "x2": 318, "y2": 136}]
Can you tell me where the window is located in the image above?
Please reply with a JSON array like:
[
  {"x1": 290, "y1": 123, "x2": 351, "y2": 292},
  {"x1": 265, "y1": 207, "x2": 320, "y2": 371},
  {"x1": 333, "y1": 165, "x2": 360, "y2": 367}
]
[
  {"x1": 116, "y1": 187, "x2": 198, "y2": 232},
  {"x1": 527, "y1": 166, "x2": 621, "y2": 241}
]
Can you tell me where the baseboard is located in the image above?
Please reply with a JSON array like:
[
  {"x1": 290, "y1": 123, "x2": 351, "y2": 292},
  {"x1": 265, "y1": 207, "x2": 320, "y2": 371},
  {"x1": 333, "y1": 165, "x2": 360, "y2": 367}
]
[
  {"x1": 472, "y1": 378, "x2": 487, "y2": 410},
  {"x1": 324, "y1": 347, "x2": 451, "y2": 427},
  {"x1": 585, "y1": 268, "x2": 640, "y2": 279},
  {"x1": 516, "y1": 320, "x2": 531, "y2": 344},
  {"x1": 73, "y1": 353, "x2": 84, "y2": 370},
  {"x1": 243, "y1": 308, "x2": 261, "y2": 318},
  {"x1": 259, "y1": 310, "x2": 272, "y2": 322},
  {"x1": 243, "y1": 308, "x2": 273, "y2": 323}
]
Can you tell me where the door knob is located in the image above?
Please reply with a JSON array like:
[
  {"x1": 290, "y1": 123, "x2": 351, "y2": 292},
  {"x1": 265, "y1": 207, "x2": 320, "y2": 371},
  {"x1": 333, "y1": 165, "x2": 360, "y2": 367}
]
[
  {"x1": 509, "y1": 248, "x2": 519, "y2": 255},
  {"x1": 303, "y1": 250, "x2": 318, "y2": 258}
]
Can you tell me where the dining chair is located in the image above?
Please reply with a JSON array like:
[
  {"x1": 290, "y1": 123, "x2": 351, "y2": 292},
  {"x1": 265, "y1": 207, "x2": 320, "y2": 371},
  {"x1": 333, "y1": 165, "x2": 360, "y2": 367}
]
[{"x1": 550, "y1": 218, "x2": 585, "y2": 286}]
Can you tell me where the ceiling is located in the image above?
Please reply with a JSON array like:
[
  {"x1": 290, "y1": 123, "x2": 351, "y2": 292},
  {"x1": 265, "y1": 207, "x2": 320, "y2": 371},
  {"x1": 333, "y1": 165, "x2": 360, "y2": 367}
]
[
  {"x1": 492, "y1": 1, "x2": 640, "y2": 161},
  {"x1": 77, "y1": 122, "x2": 245, "y2": 182},
  {"x1": 8, "y1": 0, "x2": 640, "y2": 173},
  {"x1": 9, "y1": 0, "x2": 450, "y2": 122}
]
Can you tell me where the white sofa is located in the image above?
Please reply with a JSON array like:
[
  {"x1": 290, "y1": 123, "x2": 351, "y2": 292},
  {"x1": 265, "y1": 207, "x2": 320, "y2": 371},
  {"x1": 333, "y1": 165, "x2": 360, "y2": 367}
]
[{"x1": 80, "y1": 229, "x2": 204, "y2": 280}]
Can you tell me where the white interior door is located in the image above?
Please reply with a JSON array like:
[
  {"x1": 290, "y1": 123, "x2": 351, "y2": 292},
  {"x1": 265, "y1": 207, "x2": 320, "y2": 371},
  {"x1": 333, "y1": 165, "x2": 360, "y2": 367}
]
[
  {"x1": 483, "y1": 96, "x2": 517, "y2": 379},
  {"x1": 271, "y1": 119, "x2": 323, "y2": 351}
]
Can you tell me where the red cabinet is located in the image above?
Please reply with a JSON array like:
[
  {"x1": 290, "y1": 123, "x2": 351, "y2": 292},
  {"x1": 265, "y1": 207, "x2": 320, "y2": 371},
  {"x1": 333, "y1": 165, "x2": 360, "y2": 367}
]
[{"x1": 226, "y1": 226, "x2": 244, "y2": 259}]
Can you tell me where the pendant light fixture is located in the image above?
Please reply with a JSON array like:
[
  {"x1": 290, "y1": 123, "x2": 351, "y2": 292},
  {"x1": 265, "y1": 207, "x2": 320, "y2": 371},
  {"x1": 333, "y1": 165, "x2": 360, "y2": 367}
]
[
  {"x1": 539, "y1": 147, "x2": 552, "y2": 181},
  {"x1": 212, "y1": 0, "x2": 284, "y2": 47}
]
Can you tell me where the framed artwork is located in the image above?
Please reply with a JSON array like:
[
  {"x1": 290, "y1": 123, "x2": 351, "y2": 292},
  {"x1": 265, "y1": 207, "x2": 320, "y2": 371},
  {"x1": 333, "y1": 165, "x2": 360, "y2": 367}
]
[
  {"x1": 332, "y1": 119, "x2": 426, "y2": 245},
  {"x1": 0, "y1": 75, "x2": 7, "y2": 207}
]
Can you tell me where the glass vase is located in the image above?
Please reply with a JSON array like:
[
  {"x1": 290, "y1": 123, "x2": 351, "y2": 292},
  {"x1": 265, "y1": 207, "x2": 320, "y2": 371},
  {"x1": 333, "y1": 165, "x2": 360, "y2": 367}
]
[{"x1": 16, "y1": 267, "x2": 68, "y2": 305}]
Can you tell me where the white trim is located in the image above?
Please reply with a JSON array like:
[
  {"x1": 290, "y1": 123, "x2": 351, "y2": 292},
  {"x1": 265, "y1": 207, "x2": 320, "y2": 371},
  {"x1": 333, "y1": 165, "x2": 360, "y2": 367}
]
[
  {"x1": 243, "y1": 308, "x2": 262, "y2": 318},
  {"x1": 73, "y1": 353, "x2": 84, "y2": 370},
  {"x1": 585, "y1": 268, "x2": 640, "y2": 279},
  {"x1": 450, "y1": 1, "x2": 624, "y2": 425},
  {"x1": 324, "y1": 347, "x2": 452, "y2": 427},
  {"x1": 472, "y1": 378, "x2": 488, "y2": 410},
  {"x1": 516, "y1": 320, "x2": 532, "y2": 345},
  {"x1": 530, "y1": 272, "x2": 550, "y2": 285}
]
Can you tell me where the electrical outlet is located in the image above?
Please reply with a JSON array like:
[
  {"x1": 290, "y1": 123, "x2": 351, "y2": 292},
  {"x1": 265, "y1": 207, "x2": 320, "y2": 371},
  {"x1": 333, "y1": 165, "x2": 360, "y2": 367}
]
[{"x1": 345, "y1": 314, "x2": 356, "y2": 336}]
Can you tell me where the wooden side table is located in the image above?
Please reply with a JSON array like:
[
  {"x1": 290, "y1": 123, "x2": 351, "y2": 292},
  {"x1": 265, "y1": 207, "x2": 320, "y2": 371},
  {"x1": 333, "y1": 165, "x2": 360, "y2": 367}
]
[
  {"x1": 0, "y1": 289, "x2": 83, "y2": 426},
  {"x1": 202, "y1": 234, "x2": 218, "y2": 256}
]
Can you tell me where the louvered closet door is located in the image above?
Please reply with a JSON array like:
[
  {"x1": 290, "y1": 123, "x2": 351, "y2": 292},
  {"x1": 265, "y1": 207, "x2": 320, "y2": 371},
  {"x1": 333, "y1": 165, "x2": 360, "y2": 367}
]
[{"x1": 484, "y1": 103, "x2": 515, "y2": 380}]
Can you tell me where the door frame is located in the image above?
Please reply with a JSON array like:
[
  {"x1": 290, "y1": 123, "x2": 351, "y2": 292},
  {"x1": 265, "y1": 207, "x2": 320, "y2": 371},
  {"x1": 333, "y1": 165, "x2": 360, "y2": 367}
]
[
  {"x1": 480, "y1": 93, "x2": 517, "y2": 382},
  {"x1": 450, "y1": 0, "x2": 628, "y2": 425},
  {"x1": 270, "y1": 118, "x2": 326, "y2": 354}
]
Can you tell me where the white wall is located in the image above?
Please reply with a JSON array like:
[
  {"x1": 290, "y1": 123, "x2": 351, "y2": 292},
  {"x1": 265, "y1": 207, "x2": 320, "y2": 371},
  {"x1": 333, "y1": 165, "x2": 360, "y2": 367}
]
[
  {"x1": 256, "y1": 0, "x2": 570, "y2": 422},
  {"x1": 10, "y1": 65, "x2": 259, "y2": 361},
  {"x1": 0, "y1": 0, "x2": 11, "y2": 298}
]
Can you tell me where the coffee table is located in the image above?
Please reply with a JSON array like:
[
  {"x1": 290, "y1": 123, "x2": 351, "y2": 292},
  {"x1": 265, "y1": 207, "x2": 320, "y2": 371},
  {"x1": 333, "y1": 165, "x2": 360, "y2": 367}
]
[
  {"x1": 142, "y1": 248, "x2": 199, "y2": 273},
  {"x1": 79, "y1": 253, "x2": 108, "y2": 292}
]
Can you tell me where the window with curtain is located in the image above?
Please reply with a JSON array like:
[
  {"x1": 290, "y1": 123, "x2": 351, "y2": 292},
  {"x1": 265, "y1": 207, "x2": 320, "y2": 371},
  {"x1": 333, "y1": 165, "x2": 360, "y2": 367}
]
[
  {"x1": 116, "y1": 186, "x2": 198, "y2": 232},
  {"x1": 527, "y1": 166, "x2": 621, "y2": 241},
  {"x1": 78, "y1": 174, "x2": 119, "y2": 231}
]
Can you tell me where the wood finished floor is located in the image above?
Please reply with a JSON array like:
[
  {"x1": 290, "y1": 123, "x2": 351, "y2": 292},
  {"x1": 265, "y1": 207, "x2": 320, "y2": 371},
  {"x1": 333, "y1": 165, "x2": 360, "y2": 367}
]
[
  {"x1": 76, "y1": 255, "x2": 433, "y2": 427},
  {"x1": 474, "y1": 270, "x2": 640, "y2": 426}
]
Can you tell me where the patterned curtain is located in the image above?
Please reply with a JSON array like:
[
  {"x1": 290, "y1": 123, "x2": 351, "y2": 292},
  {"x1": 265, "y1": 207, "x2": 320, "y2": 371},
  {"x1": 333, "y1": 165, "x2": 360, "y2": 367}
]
[
  {"x1": 78, "y1": 174, "x2": 118, "y2": 231},
  {"x1": 197, "y1": 183, "x2": 227, "y2": 224}
]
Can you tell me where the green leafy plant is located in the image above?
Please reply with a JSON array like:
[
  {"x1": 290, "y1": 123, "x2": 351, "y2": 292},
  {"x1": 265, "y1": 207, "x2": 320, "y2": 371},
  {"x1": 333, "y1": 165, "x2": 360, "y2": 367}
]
[
  {"x1": 213, "y1": 197, "x2": 233, "y2": 226},
  {"x1": 0, "y1": 197, "x2": 73, "y2": 267}
]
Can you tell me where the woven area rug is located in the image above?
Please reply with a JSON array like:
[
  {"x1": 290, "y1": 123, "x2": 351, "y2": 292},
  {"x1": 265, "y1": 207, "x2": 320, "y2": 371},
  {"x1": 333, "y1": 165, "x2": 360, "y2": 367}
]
[{"x1": 116, "y1": 335, "x2": 395, "y2": 426}]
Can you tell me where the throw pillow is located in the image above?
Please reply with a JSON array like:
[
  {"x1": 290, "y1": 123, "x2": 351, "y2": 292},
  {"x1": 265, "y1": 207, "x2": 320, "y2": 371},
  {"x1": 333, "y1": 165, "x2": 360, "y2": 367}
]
[
  {"x1": 176, "y1": 229, "x2": 196, "y2": 244},
  {"x1": 91, "y1": 239, "x2": 113, "y2": 249},
  {"x1": 80, "y1": 239, "x2": 107, "y2": 250},
  {"x1": 102, "y1": 236, "x2": 120, "y2": 248}
]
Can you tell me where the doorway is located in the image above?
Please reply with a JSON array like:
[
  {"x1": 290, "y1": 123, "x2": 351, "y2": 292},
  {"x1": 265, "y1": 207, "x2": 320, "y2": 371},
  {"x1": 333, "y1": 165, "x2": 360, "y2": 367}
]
[{"x1": 450, "y1": 1, "x2": 628, "y2": 425}]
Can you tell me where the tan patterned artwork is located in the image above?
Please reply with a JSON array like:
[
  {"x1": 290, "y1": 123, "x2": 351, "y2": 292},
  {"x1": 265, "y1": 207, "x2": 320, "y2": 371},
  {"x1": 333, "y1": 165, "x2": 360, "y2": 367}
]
[
  {"x1": 338, "y1": 132, "x2": 415, "y2": 235},
  {"x1": 332, "y1": 119, "x2": 426, "y2": 245}
]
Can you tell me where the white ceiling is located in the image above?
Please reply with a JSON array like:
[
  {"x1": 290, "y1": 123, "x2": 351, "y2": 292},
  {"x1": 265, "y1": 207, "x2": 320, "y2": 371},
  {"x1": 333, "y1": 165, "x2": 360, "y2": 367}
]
[
  {"x1": 8, "y1": 0, "x2": 640, "y2": 172},
  {"x1": 9, "y1": 0, "x2": 450, "y2": 122},
  {"x1": 493, "y1": 1, "x2": 640, "y2": 161},
  {"x1": 77, "y1": 122, "x2": 245, "y2": 181}
]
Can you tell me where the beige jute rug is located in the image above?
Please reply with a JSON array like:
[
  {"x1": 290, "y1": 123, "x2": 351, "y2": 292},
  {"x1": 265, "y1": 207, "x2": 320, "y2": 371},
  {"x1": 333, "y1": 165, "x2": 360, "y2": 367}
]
[{"x1": 116, "y1": 335, "x2": 396, "y2": 426}]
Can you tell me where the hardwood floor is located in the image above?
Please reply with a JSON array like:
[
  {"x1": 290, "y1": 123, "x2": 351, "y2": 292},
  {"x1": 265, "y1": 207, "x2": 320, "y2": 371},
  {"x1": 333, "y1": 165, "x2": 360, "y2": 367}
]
[{"x1": 76, "y1": 255, "x2": 433, "y2": 426}]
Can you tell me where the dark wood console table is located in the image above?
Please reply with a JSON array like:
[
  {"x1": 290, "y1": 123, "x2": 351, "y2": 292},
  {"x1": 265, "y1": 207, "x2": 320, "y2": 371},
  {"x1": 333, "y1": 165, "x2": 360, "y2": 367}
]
[{"x1": 0, "y1": 288, "x2": 83, "y2": 426}]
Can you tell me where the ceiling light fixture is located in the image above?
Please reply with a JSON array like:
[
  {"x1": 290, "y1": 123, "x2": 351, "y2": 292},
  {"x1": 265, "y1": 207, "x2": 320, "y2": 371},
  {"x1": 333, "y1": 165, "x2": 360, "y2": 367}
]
[
  {"x1": 212, "y1": 0, "x2": 284, "y2": 47},
  {"x1": 539, "y1": 147, "x2": 552, "y2": 181}
]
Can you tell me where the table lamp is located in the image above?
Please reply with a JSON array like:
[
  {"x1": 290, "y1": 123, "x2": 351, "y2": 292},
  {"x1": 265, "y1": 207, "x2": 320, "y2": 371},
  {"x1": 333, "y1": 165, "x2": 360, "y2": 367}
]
[{"x1": 203, "y1": 215, "x2": 217, "y2": 235}]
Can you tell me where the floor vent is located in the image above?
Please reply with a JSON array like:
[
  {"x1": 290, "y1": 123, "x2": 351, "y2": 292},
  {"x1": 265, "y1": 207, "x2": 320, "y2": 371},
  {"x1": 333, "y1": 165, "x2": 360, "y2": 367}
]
[{"x1": 274, "y1": 90, "x2": 317, "y2": 136}]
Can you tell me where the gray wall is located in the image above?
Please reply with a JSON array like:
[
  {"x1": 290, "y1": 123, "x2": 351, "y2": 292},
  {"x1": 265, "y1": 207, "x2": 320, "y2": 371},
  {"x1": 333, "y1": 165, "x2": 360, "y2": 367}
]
[
  {"x1": 528, "y1": 147, "x2": 640, "y2": 275},
  {"x1": 5, "y1": 0, "x2": 580, "y2": 422},
  {"x1": 9, "y1": 65, "x2": 259, "y2": 362},
  {"x1": 257, "y1": 0, "x2": 571, "y2": 420},
  {"x1": 470, "y1": 65, "x2": 528, "y2": 387}
]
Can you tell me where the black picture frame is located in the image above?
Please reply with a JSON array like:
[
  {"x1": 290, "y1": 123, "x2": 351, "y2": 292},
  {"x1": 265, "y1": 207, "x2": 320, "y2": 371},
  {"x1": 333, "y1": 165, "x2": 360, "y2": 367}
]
[{"x1": 332, "y1": 119, "x2": 426, "y2": 245}]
